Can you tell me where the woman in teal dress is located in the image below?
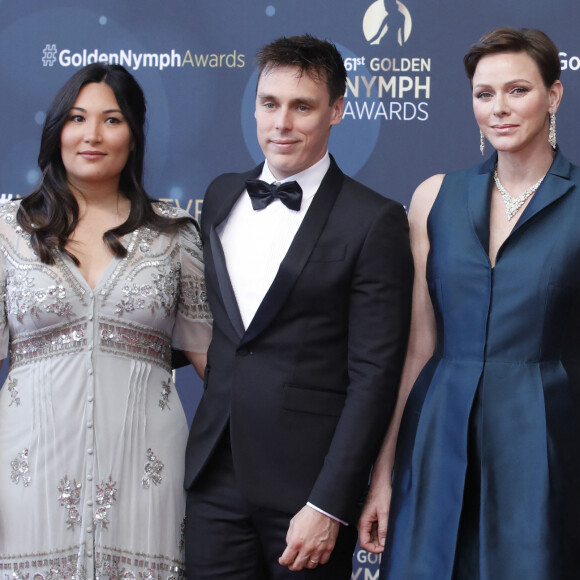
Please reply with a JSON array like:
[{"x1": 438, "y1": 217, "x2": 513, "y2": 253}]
[{"x1": 359, "y1": 28, "x2": 580, "y2": 579}]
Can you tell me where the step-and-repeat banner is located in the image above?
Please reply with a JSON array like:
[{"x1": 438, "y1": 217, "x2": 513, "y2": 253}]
[{"x1": 1, "y1": 1, "x2": 579, "y2": 577}]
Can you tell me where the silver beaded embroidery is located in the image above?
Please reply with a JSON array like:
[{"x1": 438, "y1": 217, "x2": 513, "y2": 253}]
[
  {"x1": 99, "y1": 320, "x2": 171, "y2": 370},
  {"x1": 0, "y1": 200, "x2": 18, "y2": 225},
  {"x1": 14, "y1": 225, "x2": 33, "y2": 249},
  {"x1": 7, "y1": 375, "x2": 21, "y2": 407},
  {"x1": 0, "y1": 276, "x2": 6, "y2": 327},
  {"x1": 159, "y1": 378, "x2": 172, "y2": 411},
  {"x1": 6, "y1": 549, "x2": 182, "y2": 580},
  {"x1": 51, "y1": 251, "x2": 88, "y2": 306},
  {"x1": 137, "y1": 226, "x2": 160, "y2": 255},
  {"x1": 179, "y1": 274, "x2": 211, "y2": 319},
  {"x1": 10, "y1": 448, "x2": 31, "y2": 486},
  {"x1": 115, "y1": 264, "x2": 180, "y2": 318},
  {"x1": 142, "y1": 448, "x2": 164, "y2": 489},
  {"x1": 6, "y1": 554, "x2": 86, "y2": 580},
  {"x1": 154, "y1": 201, "x2": 179, "y2": 218},
  {"x1": 94, "y1": 555, "x2": 128, "y2": 580},
  {"x1": 6, "y1": 270, "x2": 75, "y2": 322},
  {"x1": 94, "y1": 477, "x2": 117, "y2": 529},
  {"x1": 5, "y1": 270, "x2": 36, "y2": 322},
  {"x1": 93, "y1": 554, "x2": 185, "y2": 580},
  {"x1": 58, "y1": 476, "x2": 83, "y2": 528},
  {"x1": 10, "y1": 322, "x2": 87, "y2": 369}
]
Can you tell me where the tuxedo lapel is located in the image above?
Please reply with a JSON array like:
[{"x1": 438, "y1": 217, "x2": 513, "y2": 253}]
[
  {"x1": 212, "y1": 165, "x2": 263, "y2": 226},
  {"x1": 209, "y1": 226, "x2": 245, "y2": 337},
  {"x1": 241, "y1": 158, "x2": 344, "y2": 345},
  {"x1": 205, "y1": 165, "x2": 263, "y2": 339}
]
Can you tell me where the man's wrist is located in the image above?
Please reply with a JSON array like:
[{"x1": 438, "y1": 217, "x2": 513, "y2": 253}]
[{"x1": 306, "y1": 502, "x2": 348, "y2": 526}]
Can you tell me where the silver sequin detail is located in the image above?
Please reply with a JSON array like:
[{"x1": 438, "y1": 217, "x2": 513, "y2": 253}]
[
  {"x1": 115, "y1": 264, "x2": 180, "y2": 318},
  {"x1": 136, "y1": 226, "x2": 160, "y2": 255},
  {"x1": 6, "y1": 554, "x2": 85, "y2": 580},
  {"x1": 10, "y1": 322, "x2": 87, "y2": 369},
  {"x1": 159, "y1": 378, "x2": 172, "y2": 411},
  {"x1": 6, "y1": 270, "x2": 74, "y2": 322},
  {"x1": 6, "y1": 549, "x2": 182, "y2": 580},
  {"x1": 0, "y1": 278, "x2": 6, "y2": 328},
  {"x1": 14, "y1": 224, "x2": 32, "y2": 248},
  {"x1": 99, "y1": 320, "x2": 171, "y2": 370},
  {"x1": 58, "y1": 476, "x2": 82, "y2": 528},
  {"x1": 94, "y1": 477, "x2": 117, "y2": 529},
  {"x1": 11, "y1": 449, "x2": 31, "y2": 486},
  {"x1": 0, "y1": 200, "x2": 18, "y2": 225},
  {"x1": 7, "y1": 375, "x2": 21, "y2": 407},
  {"x1": 99, "y1": 229, "x2": 140, "y2": 303},
  {"x1": 142, "y1": 448, "x2": 164, "y2": 489},
  {"x1": 179, "y1": 274, "x2": 211, "y2": 319},
  {"x1": 154, "y1": 201, "x2": 179, "y2": 218}
]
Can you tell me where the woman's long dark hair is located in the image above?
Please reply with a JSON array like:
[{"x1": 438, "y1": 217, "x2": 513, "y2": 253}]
[{"x1": 17, "y1": 63, "x2": 193, "y2": 265}]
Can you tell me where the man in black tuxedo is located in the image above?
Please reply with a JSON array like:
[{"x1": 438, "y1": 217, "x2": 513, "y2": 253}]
[{"x1": 184, "y1": 34, "x2": 413, "y2": 579}]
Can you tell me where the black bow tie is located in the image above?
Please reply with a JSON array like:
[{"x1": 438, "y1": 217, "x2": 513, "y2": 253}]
[{"x1": 245, "y1": 179, "x2": 303, "y2": 211}]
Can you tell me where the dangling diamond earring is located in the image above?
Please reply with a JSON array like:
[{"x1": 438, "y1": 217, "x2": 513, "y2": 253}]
[
  {"x1": 479, "y1": 130, "x2": 485, "y2": 155},
  {"x1": 548, "y1": 110, "x2": 557, "y2": 150}
]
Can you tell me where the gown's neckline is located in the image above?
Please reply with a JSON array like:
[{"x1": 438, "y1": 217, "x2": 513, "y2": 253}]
[{"x1": 61, "y1": 230, "x2": 134, "y2": 292}]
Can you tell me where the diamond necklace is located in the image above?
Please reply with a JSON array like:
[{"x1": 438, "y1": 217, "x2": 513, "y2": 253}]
[{"x1": 493, "y1": 165, "x2": 546, "y2": 221}]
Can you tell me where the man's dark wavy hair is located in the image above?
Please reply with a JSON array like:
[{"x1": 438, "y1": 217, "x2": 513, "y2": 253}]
[{"x1": 256, "y1": 34, "x2": 347, "y2": 105}]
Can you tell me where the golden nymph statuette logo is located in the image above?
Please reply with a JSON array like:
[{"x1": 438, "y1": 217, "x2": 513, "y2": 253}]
[{"x1": 363, "y1": 0, "x2": 412, "y2": 46}]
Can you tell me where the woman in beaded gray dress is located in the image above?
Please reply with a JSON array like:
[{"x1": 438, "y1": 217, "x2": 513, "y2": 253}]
[{"x1": 0, "y1": 64, "x2": 212, "y2": 579}]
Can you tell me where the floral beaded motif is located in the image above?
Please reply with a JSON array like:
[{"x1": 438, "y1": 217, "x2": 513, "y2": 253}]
[
  {"x1": 142, "y1": 448, "x2": 164, "y2": 489},
  {"x1": 159, "y1": 378, "x2": 172, "y2": 410},
  {"x1": 10, "y1": 449, "x2": 31, "y2": 486},
  {"x1": 136, "y1": 226, "x2": 160, "y2": 255},
  {"x1": 58, "y1": 476, "x2": 82, "y2": 528},
  {"x1": 0, "y1": 200, "x2": 18, "y2": 225},
  {"x1": 115, "y1": 264, "x2": 180, "y2": 318},
  {"x1": 6, "y1": 270, "x2": 74, "y2": 322},
  {"x1": 7, "y1": 376, "x2": 21, "y2": 407},
  {"x1": 94, "y1": 477, "x2": 117, "y2": 529}
]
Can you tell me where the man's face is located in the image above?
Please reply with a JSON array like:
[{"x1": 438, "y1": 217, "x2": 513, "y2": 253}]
[{"x1": 255, "y1": 65, "x2": 343, "y2": 180}]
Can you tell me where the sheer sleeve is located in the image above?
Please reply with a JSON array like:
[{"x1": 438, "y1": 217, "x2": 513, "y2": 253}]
[{"x1": 172, "y1": 220, "x2": 213, "y2": 353}]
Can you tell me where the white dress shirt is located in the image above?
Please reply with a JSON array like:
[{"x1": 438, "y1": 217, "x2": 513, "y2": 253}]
[{"x1": 217, "y1": 153, "x2": 330, "y2": 329}]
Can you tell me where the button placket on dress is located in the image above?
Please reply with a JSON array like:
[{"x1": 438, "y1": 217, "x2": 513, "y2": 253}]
[{"x1": 83, "y1": 289, "x2": 97, "y2": 568}]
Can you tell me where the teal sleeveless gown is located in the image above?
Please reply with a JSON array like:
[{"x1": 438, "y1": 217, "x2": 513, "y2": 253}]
[{"x1": 381, "y1": 150, "x2": 580, "y2": 580}]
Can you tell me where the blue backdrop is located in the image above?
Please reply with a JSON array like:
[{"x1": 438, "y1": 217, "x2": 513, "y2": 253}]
[{"x1": 1, "y1": 1, "x2": 579, "y2": 577}]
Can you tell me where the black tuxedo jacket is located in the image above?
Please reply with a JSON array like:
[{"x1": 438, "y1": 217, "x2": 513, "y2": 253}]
[{"x1": 184, "y1": 156, "x2": 413, "y2": 524}]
